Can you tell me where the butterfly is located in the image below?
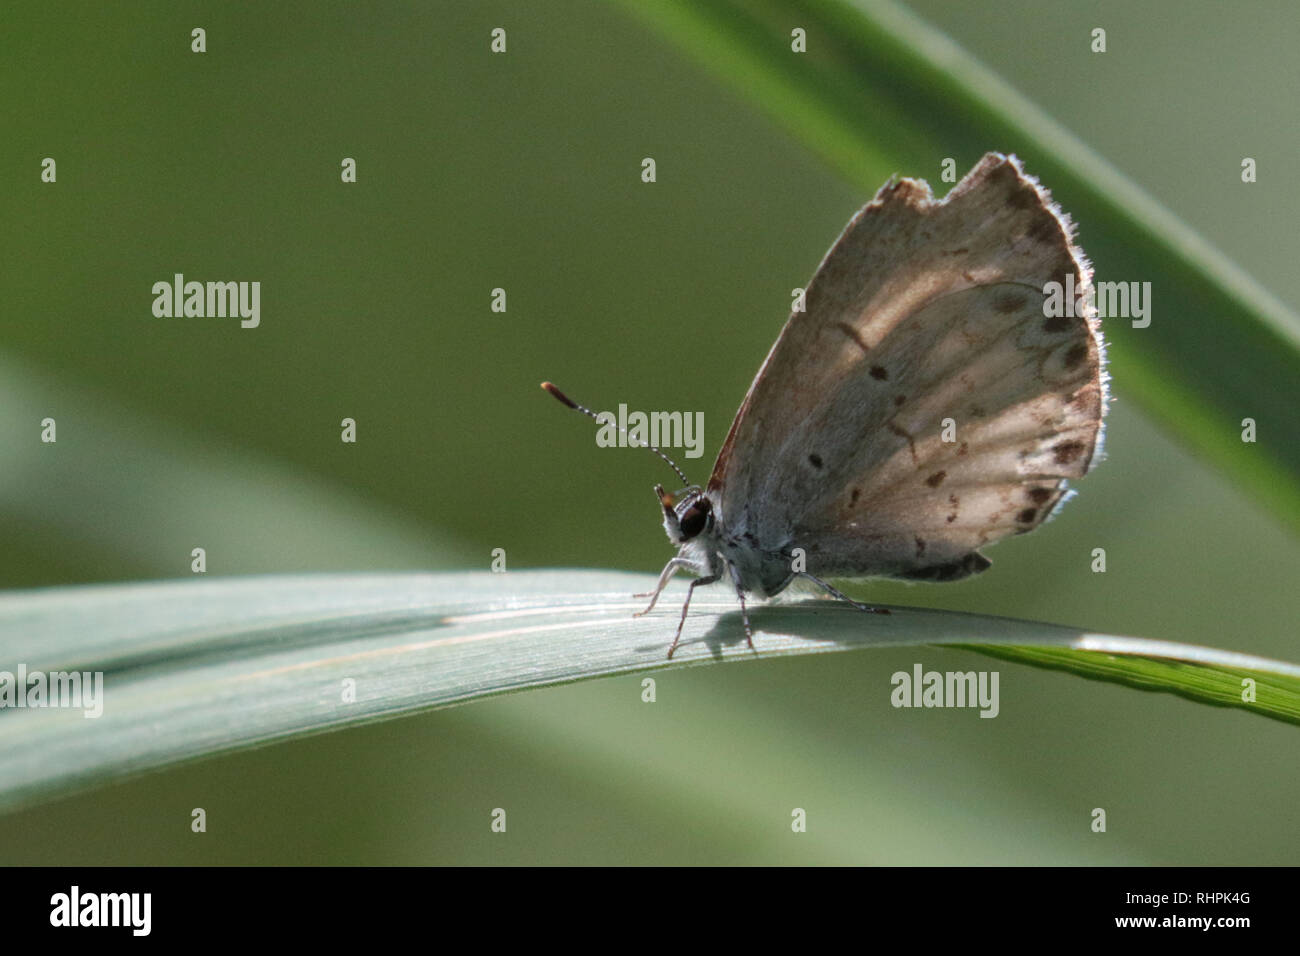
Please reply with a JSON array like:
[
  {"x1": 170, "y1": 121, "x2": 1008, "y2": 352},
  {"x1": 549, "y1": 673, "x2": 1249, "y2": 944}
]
[{"x1": 544, "y1": 153, "x2": 1107, "y2": 658}]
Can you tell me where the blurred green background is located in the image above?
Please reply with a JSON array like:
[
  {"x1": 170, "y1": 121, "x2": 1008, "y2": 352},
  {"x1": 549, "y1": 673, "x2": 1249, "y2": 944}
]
[{"x1": 2, "y1": 0, "x2": 1297, "y2": 863}]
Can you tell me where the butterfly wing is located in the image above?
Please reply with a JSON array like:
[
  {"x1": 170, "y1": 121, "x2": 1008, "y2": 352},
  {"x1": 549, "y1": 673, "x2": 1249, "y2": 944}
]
[{"x1": 708, "y1": 153, "x2": 1106, "y2": 589}]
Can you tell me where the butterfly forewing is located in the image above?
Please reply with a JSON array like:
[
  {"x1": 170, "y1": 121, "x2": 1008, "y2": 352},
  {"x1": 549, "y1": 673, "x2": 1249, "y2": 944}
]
[{"x1": 707, "y1": 153, "x2": 1106, "y2": 582}]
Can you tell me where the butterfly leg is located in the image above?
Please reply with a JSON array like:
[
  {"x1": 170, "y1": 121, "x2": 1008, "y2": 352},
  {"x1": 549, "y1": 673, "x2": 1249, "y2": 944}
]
[
  {"x1": 666, "y1": 573, "x2": 719, "y2": 659},
  {"x1": 634, "y1": 557, "x2": 692, "y2": 613},
  {"x1": 726, "y1": 559, "x2": 755, "y2": 652},
  {"x1": 797, "y1": 572, "x2": 891, "y2": 615}
]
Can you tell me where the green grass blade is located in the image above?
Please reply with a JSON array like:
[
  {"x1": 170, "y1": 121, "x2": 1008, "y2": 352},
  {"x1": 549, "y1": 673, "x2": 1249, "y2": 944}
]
[
  {"x1": 2, "y1": 570, "x2": 1297, "y2": 814},
  {"x1": 966, "y1": 645, "x2": 1300, "y2": 725},
  {"x1": 616, "y1": 0, "x2": 1300, "y2": 531}
]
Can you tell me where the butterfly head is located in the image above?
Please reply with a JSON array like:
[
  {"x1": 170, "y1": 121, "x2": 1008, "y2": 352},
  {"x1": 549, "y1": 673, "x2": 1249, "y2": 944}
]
[{"x1": 655, "y1": 484, "x2": 713, "y2": 545}]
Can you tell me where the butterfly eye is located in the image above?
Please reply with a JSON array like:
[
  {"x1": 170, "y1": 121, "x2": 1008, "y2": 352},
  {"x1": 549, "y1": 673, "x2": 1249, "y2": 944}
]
[{"x1": 678, "y1": 498, "x2": 712, "y2": 540}]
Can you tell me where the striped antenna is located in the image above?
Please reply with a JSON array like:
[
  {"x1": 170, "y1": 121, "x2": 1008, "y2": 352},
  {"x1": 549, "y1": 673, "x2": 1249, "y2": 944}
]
[{"x1": 541, "y1": 381, "x2": 691, "y2": 487}]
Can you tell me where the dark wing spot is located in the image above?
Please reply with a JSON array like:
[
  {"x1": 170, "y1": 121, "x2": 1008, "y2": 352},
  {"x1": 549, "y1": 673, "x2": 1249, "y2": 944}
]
[
  {"x1": 1053, "y1": 440, "x2": 1087, "y2": 465},
  {"x1": 1007, "y1": 185, "x2": 1038, "y2": 211},
  {"x1": 925, "y1": 470, "x2": 946, "y2": 488},
  {"x1": 914, "y1": 536, "x2": 927, "y2": 557},
  {"x1": 1042, "y1": 314, "x2": 1070, "y2": 333},
  {"x1": 993, "y1": 292, "x2": 1027, "y2": 314},
  {"x1": 1050, "y1": 256, "x2": 1076, "y2": 283},
  {"x1": 1027, "y1": 487, "x2": 1053, "y2": 505},
  {"x1": 1063, "y1": 343, "x2": 1088, "y2": 370},
  {"x1": 894, "y1": 394, "x2": 906, "y2": 407},
  {"x1": 849, "y1": 488, "x2": 861, "y2": 507},
  {"x1": 1017, "y1": 507, "x2": 1037, "y2": 524},
  {"x1": 808, "y1": 453, "x2": 823, "y2": 469},
  {"x1": 870, "y1": 365, "x2": 888, "y2": 381},
  {"x1": 1028, "y1": 216, "x2": 1060, "y2": 243}
]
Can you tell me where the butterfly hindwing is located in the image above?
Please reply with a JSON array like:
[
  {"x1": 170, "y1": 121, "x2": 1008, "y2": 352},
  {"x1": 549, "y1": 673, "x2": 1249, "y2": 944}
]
[{"x1": 708, "y1": 153, "x2": 1106, "y2": 584}]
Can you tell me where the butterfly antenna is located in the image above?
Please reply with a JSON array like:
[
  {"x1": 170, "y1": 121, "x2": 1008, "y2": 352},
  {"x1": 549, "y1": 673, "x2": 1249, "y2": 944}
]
[{"x1": 541, "y1": 381, "x2": 691, "y2": 487}]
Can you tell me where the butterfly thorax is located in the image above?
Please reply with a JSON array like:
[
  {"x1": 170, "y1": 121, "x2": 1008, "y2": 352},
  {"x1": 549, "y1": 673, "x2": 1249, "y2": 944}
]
[{"x1": 660, "y1": 488, "x2": 795, "y2": 597}]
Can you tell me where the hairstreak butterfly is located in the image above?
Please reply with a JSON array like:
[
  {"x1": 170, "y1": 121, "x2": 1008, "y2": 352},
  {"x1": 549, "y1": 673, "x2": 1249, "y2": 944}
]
[{"x1": 545, "y1": 153, "x2": 1106, "y2": 658}]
